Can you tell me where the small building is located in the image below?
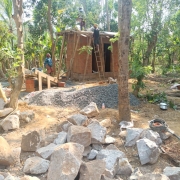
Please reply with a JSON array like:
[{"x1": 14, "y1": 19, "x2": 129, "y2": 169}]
[{"x1": 57, "y1": 30, "x2": 119, "y2": 80}]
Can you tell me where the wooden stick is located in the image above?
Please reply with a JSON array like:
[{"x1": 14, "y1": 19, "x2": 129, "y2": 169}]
[{"x1": 57, "y1": 34, "x2": 65, "y2": 80}]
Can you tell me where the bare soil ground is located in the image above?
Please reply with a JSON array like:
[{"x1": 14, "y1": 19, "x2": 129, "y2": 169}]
[{"x1": 1, "y1": 76, "x2": 180, "y2": 179}]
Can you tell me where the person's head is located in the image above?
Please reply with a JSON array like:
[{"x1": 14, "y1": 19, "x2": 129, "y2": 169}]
[
  {"x1": 46, "y1": 53, "x2": 51, "y2": 58},
  {"x1": 94, "y1": 23, "x2": 98, "y2": 28}
]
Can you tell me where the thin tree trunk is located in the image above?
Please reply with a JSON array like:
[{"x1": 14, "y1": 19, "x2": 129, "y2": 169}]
[
  {"x1": 105, "y1": 0, "x2": 110, "y2": 31},
  {"x1": 48, "y1": 0, "x2": 56, "y2": 75},
  {"x1": 118, "y1": 0, "x2": 132, "y2": 122},
  {"x1": 151, "y1": 47, "x2": 156, "y2": 73},
  {"x1": 10, "y1": 0, "x2": 25, "y2": 109}
]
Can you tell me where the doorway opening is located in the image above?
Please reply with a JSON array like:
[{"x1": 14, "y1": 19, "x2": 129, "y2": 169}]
[{"x1": 104, "y1": 44, "x2": 111, "y2": 72}]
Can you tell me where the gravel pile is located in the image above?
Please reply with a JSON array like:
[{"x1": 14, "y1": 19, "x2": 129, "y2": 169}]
[{"x1": 29, "y1": 84, "x2": 140, "y2": 109}]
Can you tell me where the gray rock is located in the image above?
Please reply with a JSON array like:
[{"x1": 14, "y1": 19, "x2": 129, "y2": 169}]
[
  {"x1": 36, "y1": 143, "x2": 57, "y2": 159},
  {"x1": 23, "y1": 156, "x2": 49, "y2": 175},
  {"x1": 163, "y1": 166, "x2": 180, "y2": 180},
  {"x1": 67, "y1": 114, "x2": 88, "y2": 126},
  {"x1": 125, "y1": 128, "x2": 144, "y2": 146},
  {"x1": 100, "y1": 119, "x2": 111, "y2": 128},
  {"x1": 87, "y1": 120, "x2": 106, "y2": 144},
  {"x1": 0, "y1": 174, "x2": 4, "y2": 180},
  {"x1": 67, "y1": 126, "x2": 91, "y2": 147},
  {"x1": 83, "y1": 146, "x2": 92, "y2": 157},
  {"x1": 20, "y1": 176, "x2": 40, "y2": 180},
  {"x1": 21, "y1": 130, "x2": 45, "y2": 152},
  {"x1": 0, "y1": 136, "x2": 14, "y2": 166},
  {"x1": 12, "y1": 147, "x2": 21, "y2": 164},
  {"x1": 140, "y1": 129, "x2": 162, "y2": 145},
  {"x1": 96, "y1": 146, "x2": 126, "y2": 178},
  {"x1": 80, "y1": 102, "x2": 99, "y2": 118},
  {"x1": 129, "y1": 167, "x2": 143, "y2": 180},
  {"x1": 44, "y1": 133, "x2": 58, "y2": 146},
  {"x1": 47, "y1": 143, "x2": 84, "y2": 180},
  {"x1": 19, "y1": 110, "x2": 35, "y2": 123},
  {"x1": 105, "y1": 135, "x2": 116, "y2": 144},
  {"x1": 106, "y1": 144, "x2": 119, "y2": 151},
  {"x1": 79, "y1": 160, "x2": 106, "y2": 180},
  {"x1": 158, "y1": 132, "x2": 171, "y2": 140},
  {"x1": 87, "y1": 149, "x2": 98, "y2": 160},
  {"x1": 0, "y1": 98, "x2": 5, "y2": 110},
  {"x1": 56, "y1": 121, "x2": 73, "y2": 132},
  {"x1": 53, "y1": 131, "x2": 67, "y2": 145},
  {"x1": 4, "y1": 175, "x2": 20, "y2": 180},
  {"x1": 1, "y1": 115, "x2": 19, "y2": 131},
  {"x1": 136, "y1": 138, "x2": 161, "y2": 165},
  {"x1": 0, "y1": 108, "x2": 13, "y2": 117},
  {"x1": 138, "y1": 173, "x2": 170, "y2": 180},
  {"x1": 116, "y1": 158, "x2": 133, "y2": 176},
  {"x1": 92, "y1": 144, "x2": 103, "y2": 151}
]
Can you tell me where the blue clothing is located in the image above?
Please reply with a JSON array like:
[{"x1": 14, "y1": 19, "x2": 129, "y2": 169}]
[{"x1": 44, "y1": 57, "x2": 52, "y2": 67}]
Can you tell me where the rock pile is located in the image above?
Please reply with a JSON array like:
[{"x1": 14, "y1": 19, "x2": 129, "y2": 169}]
[
  {"x1": 0, "y1": 102, "x2": 179, "y2": 180},
  {"x1": 28, "y1": 84, "x2": 140, "y2": 108}
]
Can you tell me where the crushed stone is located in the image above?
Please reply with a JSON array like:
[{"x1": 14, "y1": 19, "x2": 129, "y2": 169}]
[{"x1": 28, "y1": 84, "x2": 140, "y2": 108}]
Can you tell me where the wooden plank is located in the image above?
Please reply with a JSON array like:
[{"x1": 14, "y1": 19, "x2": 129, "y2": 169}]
[
  {"x1": 83, "y1": 37, "x2": 92, "y2": 81},
  {"x1": 57, "y1": 34, "x2": 66, "y2": 79},
  {"x1": 68, "y1": 34, "x2": 80, "y2": 79}
]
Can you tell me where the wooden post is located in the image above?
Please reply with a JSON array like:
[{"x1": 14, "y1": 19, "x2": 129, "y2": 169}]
[
  {"x1": 38, "y1": 72, "x2": 42, "y2": 91},
  {"x1": 57, "y1": 34, "x2": 65, "y2": 79},
  {"x1": 111, "y1": 42, "x2": 115, "y2": 78},
  {"x1": 47, "y1": 76, "x2": 51, "y2": 89},
  {"x1": 83, "y1": 36, "x2": 92, "y2": 81},
  {"x1": 68, "y1": 34, "x2": 80, "y2": 79}
]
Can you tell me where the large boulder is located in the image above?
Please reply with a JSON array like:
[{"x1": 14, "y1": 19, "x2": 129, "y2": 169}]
[
  {"x1": 87, "y1": 120, "x2": 106, "y2": 144},
  {"x1": 79, "y1": 160, "x2": 106, "y2": 180},
  {"x1": 163, "y1": 166, "x2": 180, "y2": 180},
  {"x1": 23, "y1": 156, "x2": 49, "y2": 175},
  {"x1": 47, "y1": 143, "x2": 84, "y2": 180},
  {"x1": 67, "y1": 126, "x2": 91, "y2": 147},
  {"x1": 125, "y1": 128, "x2": 144, "y2": 146},
  {"x1": 0, "y1": 136, "x2": 14, "y2": 166},
  {"x1": 96, "y1": 145, "x2": 126, "y2": 178},
  {"x1": 136, "y1": 138, "x2": 161, "y2": 165},
  {"x1": 21, "y1": 130, "x2": 45, "y2": 152},
  {"x1": 19, "y1": 110, "x2": 35, "y2": 123},
  {"x1": 80, "y1": 102, "x2": 99, "y2": 118},
  {"x1": 53, "y1": 131, "x2": 67, "y2": 145},
  {"x1": 1, "y1": 115, "x2": 19, "y2": 131},
  {"x1": 0, "y1": 108, "x2": 13, "y2": 117},
  {"x1": 67, "y1": 114, "x2": 88, "y2": 126},
  {"x1": 138, "y1": 173, "x2": 170, "y2": 180},
  {"x1": 36, "y1": 143, "x2": 58, "y2": 159}
]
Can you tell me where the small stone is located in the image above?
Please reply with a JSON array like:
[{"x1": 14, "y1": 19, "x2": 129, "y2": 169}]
[
  {"x1": 100, "y1": 119, "x2": 111, "y2": 128},
  {"x1": 53, "y1": 131, "x2": 67, "y2": 145},
  {"x1": 0, "y1": 108, "x2": 13, "y2": 117},
  {"x1": 67, "y1": 114, "x2": 88, "y2": 126},
  {"x1": 105, "y1": 135, "x2": 116, "y2": 144},
  {"x1": 87, "y1": 149, "x2": 98, "y2": 160},
  {"x1": 1, "y1": 115, "x2": 19, "y2": 131}
]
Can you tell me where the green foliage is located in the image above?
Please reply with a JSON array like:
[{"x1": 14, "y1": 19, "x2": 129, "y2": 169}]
[
  {"x1": 108, "y1": 32, "x2": 119, "y2": 51},
  {"x1": 78, "y1": 45, "x2": 93, "y2": 55},
  {"x1": 145, "y1": 91, "x2": 167, "y2": 104}
]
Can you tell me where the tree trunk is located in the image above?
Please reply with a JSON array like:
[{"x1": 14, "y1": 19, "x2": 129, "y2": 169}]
[
  {"x1": 151, "y1": 47, "x2": 156, "y2": 73},
  {"x1": 105, "y1": 0, "x2": 110, "y2": 31},
  {"x1": 118, "y1": 0, "x2": 132, "y2": 122},
  {"x1": 48, "y1": 0, "x2": 56, "y2": 75},
  {"x1": 11, "y1": 0, "x2": 25, "y2": 109}
]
